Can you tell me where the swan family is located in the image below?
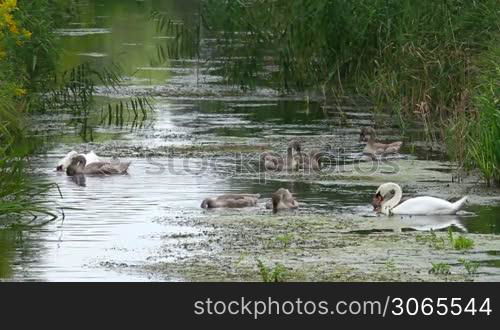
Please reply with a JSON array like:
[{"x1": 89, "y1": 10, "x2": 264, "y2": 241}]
[
  {"x1": 200, "y1": 188, "x2": 298, "y2": 212},
  {"x1": 56, "y1": 127, "x2": 468, "y2": 216},
  {"x1": 261, "y1": 141, "x2": 322, "y2": 171}
]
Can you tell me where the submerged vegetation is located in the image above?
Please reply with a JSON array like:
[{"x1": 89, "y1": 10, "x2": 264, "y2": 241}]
[
  {"x1": 256, "y1": 259, "x2": 288, "y2": 282},
  {"x1": 416, "y1": 228, "x2": 475, "y2": 251},
  {"x1": 154, "y1": 0, "x2": 500, "y2": 184}
]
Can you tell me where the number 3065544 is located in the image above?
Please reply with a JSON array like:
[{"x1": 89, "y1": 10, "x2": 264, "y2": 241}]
[{"x1": 391, "y1": 297, "x2": 492, "y2": 316}]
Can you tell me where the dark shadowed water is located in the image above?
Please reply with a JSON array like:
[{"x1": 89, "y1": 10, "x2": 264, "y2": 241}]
[{"x1": 0, "y1": 0, "x2": 499, "y2": 281}]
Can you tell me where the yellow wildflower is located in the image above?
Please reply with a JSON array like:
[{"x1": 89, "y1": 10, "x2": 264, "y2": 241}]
[{"x1": 2, "y1": 0, "x2": 17, "y2": 10}]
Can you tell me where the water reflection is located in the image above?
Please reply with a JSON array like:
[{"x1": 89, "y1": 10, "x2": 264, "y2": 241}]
[
  {"x1": 70, "y1": 174, "x2": 87, "y2": 187},
  {"x1": 398, "y1": 215, "x2": 467, "y2": 232},
  {"x1": 59, "y1": 0, "x2": 199, "y2": 83},
  {"x1": 0, "y1": 230, "x2": 15, "y2": 278}
]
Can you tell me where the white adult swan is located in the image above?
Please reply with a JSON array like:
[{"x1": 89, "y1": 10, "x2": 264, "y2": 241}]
[
  {"x1": 373, "y1": 182, "x2": 468, "y2": 215},
  {"x1": 56, "y1": 150, "x2": 102, "y2": 171}
]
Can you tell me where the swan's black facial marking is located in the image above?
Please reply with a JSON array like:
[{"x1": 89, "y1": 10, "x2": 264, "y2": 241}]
[{"x1": 56, "y1": 165, "x2": 63, "y2": 171}]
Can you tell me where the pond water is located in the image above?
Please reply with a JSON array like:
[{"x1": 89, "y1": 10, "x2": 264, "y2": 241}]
[{"x1": 0, "y1": 0, "x2": 499, "y2": 281}]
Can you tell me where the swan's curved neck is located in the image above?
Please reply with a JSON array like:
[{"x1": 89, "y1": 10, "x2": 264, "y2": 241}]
[{"x1": 381, "y1": 183, "x2": 402, "y2": 215}]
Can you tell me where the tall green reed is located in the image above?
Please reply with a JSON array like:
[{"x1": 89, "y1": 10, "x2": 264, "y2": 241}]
[{"x1": 195, "y1": 0, "x2": 500, "y2": 183}]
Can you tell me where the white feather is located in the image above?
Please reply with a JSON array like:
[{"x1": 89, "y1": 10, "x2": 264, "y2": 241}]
[
  {"x1": 392, "y1": 196, "x2": 468, "y2": 215},
  {"x1": 56, "y1": 150, "x2": 102, "y2": 171},
  {"x1": 84, "y1": 151, "x2": 101, "y2": 165}
]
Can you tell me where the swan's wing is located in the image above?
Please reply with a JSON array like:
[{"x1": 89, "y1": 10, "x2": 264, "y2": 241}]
[
  {"x1": 84, "y1": 151, "x2": 102, "y2": 165},
  {"x1": 84, "y1": 161, "x2": 130, "y2": 174},
  {"x1": 384, "y1": 142, "x2": 403, "y2": 154},
  {"x1": 83, "y1": 162, "x2": 110, "y2": 174},
  {"x1": 226, "y1": 198, "x2": 257, "y2": 207},
  {"x1": 392, "y1": 196, "x2": 458, "y2": 215},
  {"x1": 389, "y1": 141, "x2": 403, "y2": 148},
  {"x1": 217, "y1": 194, "x2": 260, "y2": 200}
]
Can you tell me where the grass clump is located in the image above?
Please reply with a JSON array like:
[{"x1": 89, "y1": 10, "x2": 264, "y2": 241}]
[
  {"x1": 429, "y1": 263, "x2": 451, "y2": 276},
  {"x1": 274, "y1": 233, "x2": 294, "y2": 249},
  {"x1": 417, "y1": 228, "x2": 475, "y2": 251},
  {"x1": 459, "y1": 258, "x2": 479, "y2": 276},
  {"x1": 256, "y1": 259, "x2": 288, "y2": 282},
  {"x1": 448, "y1": 228, "x2": 475, "y2": 251},
  {"x1": 452, "y1": 236, "x2": 475, "y2": 251},
  {"x1": 416, "y1": 230, "x2": 446, "y2": 250}
]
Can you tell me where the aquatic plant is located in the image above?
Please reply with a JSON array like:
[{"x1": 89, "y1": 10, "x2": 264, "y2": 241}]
[
  {"x1": 465, "y1": 44, "x2": 500, "y2": 186},
  {"x1": 452, "y1": 236, "x2": 475, "y2": 251},
  {"x1": 274, "y1": 233, "x2": 294, "y2": 249},
  {"x1": 448, "y1": 228, "x2": 475, "y2": 251},
  {"x1": 415, "y1": 230, "x2": 446, "y2": 250},
  {"x1": 429, "y1": 263, "x2": 451, "y2": 276},
  {"x1": 151, "y1": 9, "x2": 201, "y2": 62},
  {"x1": 383, "y1": 259, "x2": 397, "y2": 273},
  {"x1": 256, "y1": 258, "x2": 288, "y2": 282},
  {"x1": 459, "y1": 258, "x2": 479, "y2": 276}
]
